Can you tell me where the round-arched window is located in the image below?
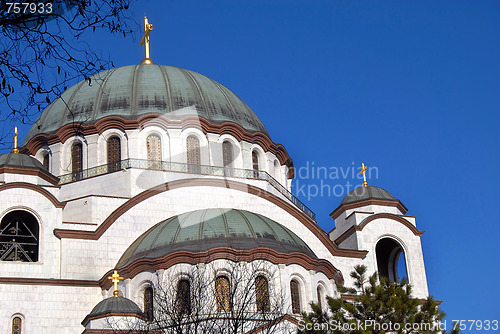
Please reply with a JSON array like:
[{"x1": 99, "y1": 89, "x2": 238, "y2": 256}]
[
  {"x1": 375, "y1": 237, "x2": 408, "y2": 283},
  {"x1": 0, "y1": 211, "x2": 39, "y2": 262}
]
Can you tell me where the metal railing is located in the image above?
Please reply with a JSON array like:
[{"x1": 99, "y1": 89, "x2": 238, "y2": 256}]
[{"x1": 59, "y1": 159, "x2": 316, "y2": 221}]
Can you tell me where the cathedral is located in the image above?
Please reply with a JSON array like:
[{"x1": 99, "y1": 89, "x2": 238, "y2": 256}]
[{"x1": 0, "y1": 19, "x2": 430, "y2": 334}]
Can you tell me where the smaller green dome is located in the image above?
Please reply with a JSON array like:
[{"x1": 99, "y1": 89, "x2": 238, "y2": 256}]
[
  {"x1": 117, "y1": 208, "x2": 316, "y2": 268},
  {"x1": 0, "y1": 152, "x2": 46, "y2": 171},
  {"x1": 341, "y1": 186, "x2": 397, "y2": 205},
  {"x1": 82, "y1": 296, "x2": 142, "y2": 326}
]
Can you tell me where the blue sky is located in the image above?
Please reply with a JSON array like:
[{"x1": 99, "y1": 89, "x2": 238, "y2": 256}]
[{"x1": 4, "y1": 0, "x2": 500, "y2": 331}]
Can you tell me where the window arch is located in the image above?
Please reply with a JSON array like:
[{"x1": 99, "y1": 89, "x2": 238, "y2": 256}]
[
  {"x1": 146, "y1": 134, "x2": 162, "y2": 169},
  {"x1": 107, "y1": 136, "x2": 121, "y2": 172},
  {"x1": 376, "y1": 237, "x2": 408, "y2": 283},
  {"x1": 290, "y1": 279, "x2": 301, "y2": 314},
  {"x1": 12, "y1": 316, "x2": 21, "y2": 334},
  {"x1": 144, "y1": 287, "x2": 153, "y2": 321},
  {"x1": 42, "y1": 153, "x2": 50, "y2": 171},
  {"x1": 176, "y1": 279, "x2": 191, "y2": 316},
  {"x1": 255, "y1": 275, "x2": 270, "y2": 312},
  {"x1": 186, "y1": 136, "x2": 201, "y2": 174},
  {"x1": 0, "y1": 210, "x2": 39, "y2": 262},
  {"x1": 71, "y1": 142, "x2": 83, "y2": 181},
  {"x1": 215, "y1": 276, "x2": 231, "y2": 312}
]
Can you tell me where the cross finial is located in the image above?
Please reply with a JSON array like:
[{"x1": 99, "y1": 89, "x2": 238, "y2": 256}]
[
  {"x1": 140, "y1": 16, "x2": 154, "y2": 65},
  {"x1": 12, "y1": 126, "x2": 19, "y2": 153},
  {"x1": 108, "y1": 270, "x2": 124, "y2": 297},
  {"x1": 359, "y1": 162, "x2": 368, "y2": 187}
]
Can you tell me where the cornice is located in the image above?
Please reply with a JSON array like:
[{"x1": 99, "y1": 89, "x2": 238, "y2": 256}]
[
  {"x1": 0, "y1": 166, "x2": 60, "y2": 185},
  {"x1": 330, "y1": 199, "x2": 408, "y2": 220},
  {"x1": 101, "y1": 247, "x2": 344, "y2": 289}
]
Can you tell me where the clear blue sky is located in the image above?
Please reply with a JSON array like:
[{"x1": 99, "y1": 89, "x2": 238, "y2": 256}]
[{"x1": 6, "y1": 0, "x2": 500, "y2": 331}]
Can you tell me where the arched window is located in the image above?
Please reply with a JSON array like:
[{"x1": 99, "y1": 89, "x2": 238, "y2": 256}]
[
  {"x1": 146, "y1": 134, "x2": 162, "y2": 170},
  {"x1": 144, "y1": 287, "x2": 153, "y2": 321},
  {"x1": 290, "y1": 280, "x2": 301, "y2": 314},
  {"x1": 316, "y1": 286, "x2": 323, "y2": 310},
  {"x1": 42, "y1": 154, "x2": 50, "y2": 171},
  {"x1": 0, "y1": 211, "x2": 39, "y2": 262},
  {"x1": 176, "y1": 279, "x2": 191, "y2": 316},
  {"x1": 215, "y1": 276, "x2": 231, "y2": 312},
  {"x1": 12, "y1": 317, "x2": 21, "y2": 334},
  {"x1": 222, "y1": 141, "x2": 233, "y2": 176},
  {"x1": 186, "y1": 136, "x2": 201, "y2": 174},
  {"x1": 107, "y1": 136, "x2": 121, "y2": 172},
  {"x1": 376, "y1": 238, "x2": 408, "y2": 283},
  {"x1": 255, "y1": 275, "x2": 270, "y2": 312},
  {"x1": 252, "y1": 150, "x2": 259, "y2": 178},
  {"x1": 71, "y1": 142, "x2": 83, "y2": 181}
]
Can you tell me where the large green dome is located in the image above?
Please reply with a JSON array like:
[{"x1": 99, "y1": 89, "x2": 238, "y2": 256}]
[
  {"x1": 24, "y1": 65, "x2": 269, "y2": 144},
  {"x1": 116, "y1": 208, "x2": 316, "y2": 269}
]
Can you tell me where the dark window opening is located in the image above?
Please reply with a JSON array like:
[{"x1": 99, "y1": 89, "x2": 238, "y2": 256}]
[
  {"x1": 255, "y1": 275, "x2": 270, "y2": 312},
  {"x1": 107, "y1": 136, "x2": 121, "y2": 172},
  {"x1": 290, "y1": 280, "x2": 301, "y2": 314},
  {"x1": 144, "y1": 287, "x2": 153, "y2": 321},
  {"x1": 376, "y1": 238, "x2": 408, "y2": 283},
  {"x1": 0, "y1": 211, "x2": 39, "y2": 262},
  {"x1": 176, "y1": 279, "x2": 191, "y2": 316},
  {"x1": 42, "y1": 154, "x2": 50, "y2": 171},
  {"x1": 71, "y1": 142, "x2": 83, "y2": 181}
]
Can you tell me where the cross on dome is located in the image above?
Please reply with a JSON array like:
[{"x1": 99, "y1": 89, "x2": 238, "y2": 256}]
[{"x1": 108, "y1": 270, "x2": 124, "y2": 297}]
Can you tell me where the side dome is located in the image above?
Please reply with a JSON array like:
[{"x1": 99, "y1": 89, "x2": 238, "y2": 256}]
[
  {"x1": 81, "y1": 296, "x2": 143, "y2": 326},
  {"x1": 340, "y1": 186, "x2": 397, "y2": 205},
  {"x1": 0, "y1": 152, "x2": 47, "y2": 171},
  {"x1": 24, "y1": 64, "x2": 269, "y2": 144},
  {"x1": 117, "y1": 208, "x2": 316, "y2": 269}
]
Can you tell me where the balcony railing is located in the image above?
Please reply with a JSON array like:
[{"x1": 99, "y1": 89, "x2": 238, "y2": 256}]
[{"x1": 59, "y1": 159, "x2": 316, "y2": 221}]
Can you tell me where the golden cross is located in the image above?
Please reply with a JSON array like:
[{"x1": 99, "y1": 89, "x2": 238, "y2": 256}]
[
  {"x1": 359, "y1": 162, "x2": 368, "y2": 187},
  {"x1": 108, "y1": 270, "x2": 124, "y2": 297},
  {"x1": 140, "y1": 16, "x2": 154, "y2": 65},
  {"x1": 12, "y1": 126, "x2": 19, "y2": 153}
]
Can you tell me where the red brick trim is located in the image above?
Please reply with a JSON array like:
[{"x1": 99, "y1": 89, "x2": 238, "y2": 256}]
[
  {"x1": 104, "y1": 247, "x2": 344, "y2": 289},
  {"x1": 0, "y1": 182, "x2": 66, "y2": 208},
  {"x1": 334, "y1": 213, "x2": 424, "y2": 245},
  {"x1": 53, "y1": 178, "x2": 367, "y2": 259}
]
